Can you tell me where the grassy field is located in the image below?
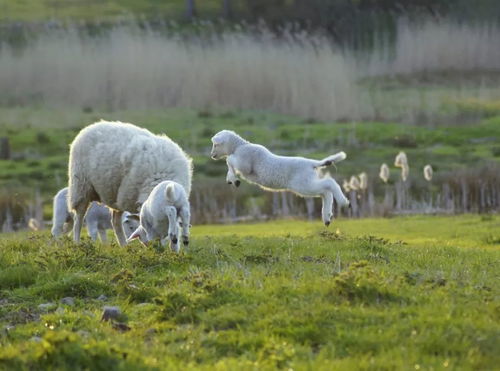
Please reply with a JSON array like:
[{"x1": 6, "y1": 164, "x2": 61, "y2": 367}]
[
  {"x1": 0, "y1": 215, "x2": 499, "y2": 369},
  {"x1": 2, "y1": 107, "x2": 500, "y2": 196}
]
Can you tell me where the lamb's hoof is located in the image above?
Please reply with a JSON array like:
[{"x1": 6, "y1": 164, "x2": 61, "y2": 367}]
[{"x1": 235, "y1": 180, "x2": 241, "y2": 187}]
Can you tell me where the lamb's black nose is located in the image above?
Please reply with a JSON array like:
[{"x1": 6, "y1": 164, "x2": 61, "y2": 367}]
[{"x1": 235, "y1": 180, "x2": 241, "y2": 187}]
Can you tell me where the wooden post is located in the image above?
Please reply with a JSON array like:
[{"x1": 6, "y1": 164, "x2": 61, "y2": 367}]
[{"x1": 0, "y1": 137, "x2": 10, "y2": 160}]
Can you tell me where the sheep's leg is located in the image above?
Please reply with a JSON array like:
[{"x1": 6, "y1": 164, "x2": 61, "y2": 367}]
[
  {"x1": 86, "y1": 221, "x2": 99, "y2": 241},
  {"x1": 179, "y1": 207, "x2": 191, "y2": 247},
  {"x1": 72, "y1": 203, "x2": 88, "y2": 243},
  {"x1": 226, "y1": 157, "x2": 240, "y2": 187},
  {"x1": 321, "y1": 192, "x2": 334, "y2": 226},
  {"x1": 98, "y1": 228, "x2": 108, "y2": 243},
  {"x1": 111, "y1": 210, "x2": 126, "y2": 247},
  {"x1": 324, "y1": 178, "x2": 349, "y2": 207}
]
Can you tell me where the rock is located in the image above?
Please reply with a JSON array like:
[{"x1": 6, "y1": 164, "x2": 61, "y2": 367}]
[
  {"x1": 0, "y1": 299, "x2": 8, "y2": 305},
  {"x1": 30, "y1": 336, "x2": 43, "y2": 342},
  {"x1": 96, "y1": 294, "x2": 108, "y2": 301},
  {"x1": 60, "y1": 297, "x2": 75, "y2": 306},
  {"x1": 38, "y1": 303, "x2": 56, "y2": 312},
  {"x1": 101, "y1": 306, "x2": 121, "y2": 321}
]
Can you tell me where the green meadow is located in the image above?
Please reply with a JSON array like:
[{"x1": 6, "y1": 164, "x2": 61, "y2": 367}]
[{"x1": 0, "y1": 215, "x2": 499, "y2": 369}]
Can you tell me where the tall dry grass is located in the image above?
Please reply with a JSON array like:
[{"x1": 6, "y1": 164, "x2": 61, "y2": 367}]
[{"x1": 1, "y1": 19, "x2": 500, "y2": 122}]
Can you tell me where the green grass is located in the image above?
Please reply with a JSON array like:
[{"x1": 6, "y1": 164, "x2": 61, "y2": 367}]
[{"x1": 0, "y1": 215, "x2": 499, "y2": 369}]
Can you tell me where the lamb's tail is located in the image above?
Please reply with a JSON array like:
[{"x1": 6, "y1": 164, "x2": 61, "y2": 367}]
[{"x1": 314, "y1": 151, "x2": 347, "y2": 168}]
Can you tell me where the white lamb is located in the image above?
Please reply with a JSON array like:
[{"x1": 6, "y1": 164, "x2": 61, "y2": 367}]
[
  {"x1": 51, "y1": 187, "x2": 130, "y2": 242},
  {"x1": 126, "y1": 181, "x2": 191, "y2": 252},
  {"x1": 210, "y1": 130, "x2": 349, "y2": 226},
  {"x1": 68, "y1": 120, "x2": 192, "y2": 246}
]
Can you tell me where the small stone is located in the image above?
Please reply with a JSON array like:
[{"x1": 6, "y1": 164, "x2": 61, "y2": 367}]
[
  {"x1": 30, "y1": 336, "x2": 43, "y2": 342},
  {"x1": 96, "y1": 294, "x2": 108, "y2": 301},
  {"x1": 38, "y1": 303, "x2": 56, "y2": 312},
  {"x1": 101, "y1": 306, "x2": 121, "y2": 321},
  {"x1": 60, "y1": 297, "x2": 75, "y2": 306},
  {"x1": 0, "y1": 299, "x2": 8, "y2": 305}
]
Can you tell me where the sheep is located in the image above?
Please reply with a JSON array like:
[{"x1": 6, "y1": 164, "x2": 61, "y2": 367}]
[
  {"x1": 210, "y1": 130, "x2": 349, "y2": 226},
  {"x1": 126, "y1": 181, "x2": 191, "y2": 252},
  {"x1": 51, "y1": 187, "x2": 138, "y2": 242},
  {"x1": 68, "y1": 120, "x2": 192, "y2": 246}
]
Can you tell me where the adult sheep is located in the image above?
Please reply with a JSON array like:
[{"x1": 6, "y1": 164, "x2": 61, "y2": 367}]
[{"x1": 68, "y1": 120, "x2": 192, "y2": 246}]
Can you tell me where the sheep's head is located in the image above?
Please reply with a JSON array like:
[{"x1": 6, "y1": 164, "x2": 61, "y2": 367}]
[
  {"x1": 210, "y1": 130, "x2": 245, "y2": 160},
  {"x1": 122, "y1": 212, "x2": 140, "y2": 239}
]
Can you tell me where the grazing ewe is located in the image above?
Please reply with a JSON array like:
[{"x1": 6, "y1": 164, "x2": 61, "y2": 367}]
[
  {"x1": 68, "y1": 120, "x2": 192, "y2": 246},
  {"x1": 51, "y1": 187, "x2": 127, "y2": 242},
  {"x1": 127, "y1": 181, "x2": 191, "y2": 253},
  {"x1": 210, "y1": 130, "x2": 349, "y2": 226}
]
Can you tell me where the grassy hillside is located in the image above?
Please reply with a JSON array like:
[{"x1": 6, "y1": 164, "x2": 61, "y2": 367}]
[{"x1": 0, "y1": 215, "x2": 499, "y2": 369}]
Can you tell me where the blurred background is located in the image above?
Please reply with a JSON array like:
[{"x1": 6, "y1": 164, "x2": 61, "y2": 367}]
[{"x1": 0, "y1": 0, "x2": 499, "y2": 230}]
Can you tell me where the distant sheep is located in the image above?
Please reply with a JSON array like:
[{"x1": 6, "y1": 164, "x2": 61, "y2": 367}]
[
  {"x1": 127, "y1": 181, "x2": 191, "y2": 253},
  {"x1": 210, "y1": 130, "x2": 349, "y2": 226},
  {"x1": 68, "y1": 121, "x2": 192, "y2": 246},
  {"x1": 51, "y1": 187, "x2": 134, "y2": 242}
]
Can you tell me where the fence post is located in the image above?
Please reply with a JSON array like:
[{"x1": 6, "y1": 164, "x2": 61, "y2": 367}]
[{"x1": 0, "y1": 137, "x2": 10, "y2": 160}]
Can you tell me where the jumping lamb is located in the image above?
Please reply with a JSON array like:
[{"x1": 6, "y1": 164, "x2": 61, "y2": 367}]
[
  {"x1": 210, "y1": 130, "x2": 349, "y2": 226},
  {"x1": 68, "y1": 120, "x2": 192, "y2": 246},
  {"x1": 52, "y1": 187, "x2": 139, "y2": 242},
  {"x1": 127, "y1": 181, "x2": 191, "y2": 252}
]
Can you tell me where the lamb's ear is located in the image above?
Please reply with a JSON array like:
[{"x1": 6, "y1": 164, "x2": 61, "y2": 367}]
[
  {"x1": 165, "y1": 183, "x2": 176, "y2": 202},
  {"x1": 126, "y1": 213, "x2": 140, "y2": 222},
  {"x1": 126, "y1": 227, "x2": 142, "y2": 242}
]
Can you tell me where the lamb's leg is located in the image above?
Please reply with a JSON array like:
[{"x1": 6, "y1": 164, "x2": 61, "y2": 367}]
[
  {"x1": 321, "y1": 192, "x2": 334, "y2": 226},
  {"x1": 72, "y1": 203, "x2": 88, "y2": 243},
  {"x1": 111, "y1": 210, "x2": 126, "y2": 247},
  {"x1": 86, "y1": 221, "x2": 99, "y2": 241},
  {"x1": 325, "y1": 178, "x2": 350, "y2": 207},
  {"x1": 179, "y1": 208, "x2": 191, "y2": 247},
  {"x1": 226, "y1": 157, "x2": 240, "y2": 187},
  {"x1": 98, "y1": 228, "x2": 108, "y2": 243}
]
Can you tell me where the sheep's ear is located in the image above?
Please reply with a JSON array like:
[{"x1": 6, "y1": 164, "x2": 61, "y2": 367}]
[
  {"x1": 126, "y1": 213, "x2": 140, "y2": 222},
  {"x1": 127, "y1": 227, "x2": 142, "y2": 242},
  {"x1": 165, "y1": 184, "x2": 176, "y2": 202}
]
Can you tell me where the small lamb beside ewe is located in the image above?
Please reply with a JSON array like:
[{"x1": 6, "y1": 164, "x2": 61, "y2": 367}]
[
  {"x1": 210, "y1": 130, "x2": 349, "y2": 226},
  {"x1": 51, "y1": 187, "x2": 139, "y2": 241},
  {"x1": 126, "y1": 180, "x2": 191, "y2": 252}
]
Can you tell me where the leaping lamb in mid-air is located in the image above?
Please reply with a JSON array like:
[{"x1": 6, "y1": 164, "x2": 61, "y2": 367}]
[{"x1": 210, "y1": 130, "x2": 349, "y2": 226}]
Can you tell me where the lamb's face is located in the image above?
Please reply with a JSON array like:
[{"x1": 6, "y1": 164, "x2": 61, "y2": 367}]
[
  {"x1": 122, "y1": 212, "x2": 140, "y2": 239},
  {"x1": 210, "y1": 131, "x2": 232, "y2": 160}
]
